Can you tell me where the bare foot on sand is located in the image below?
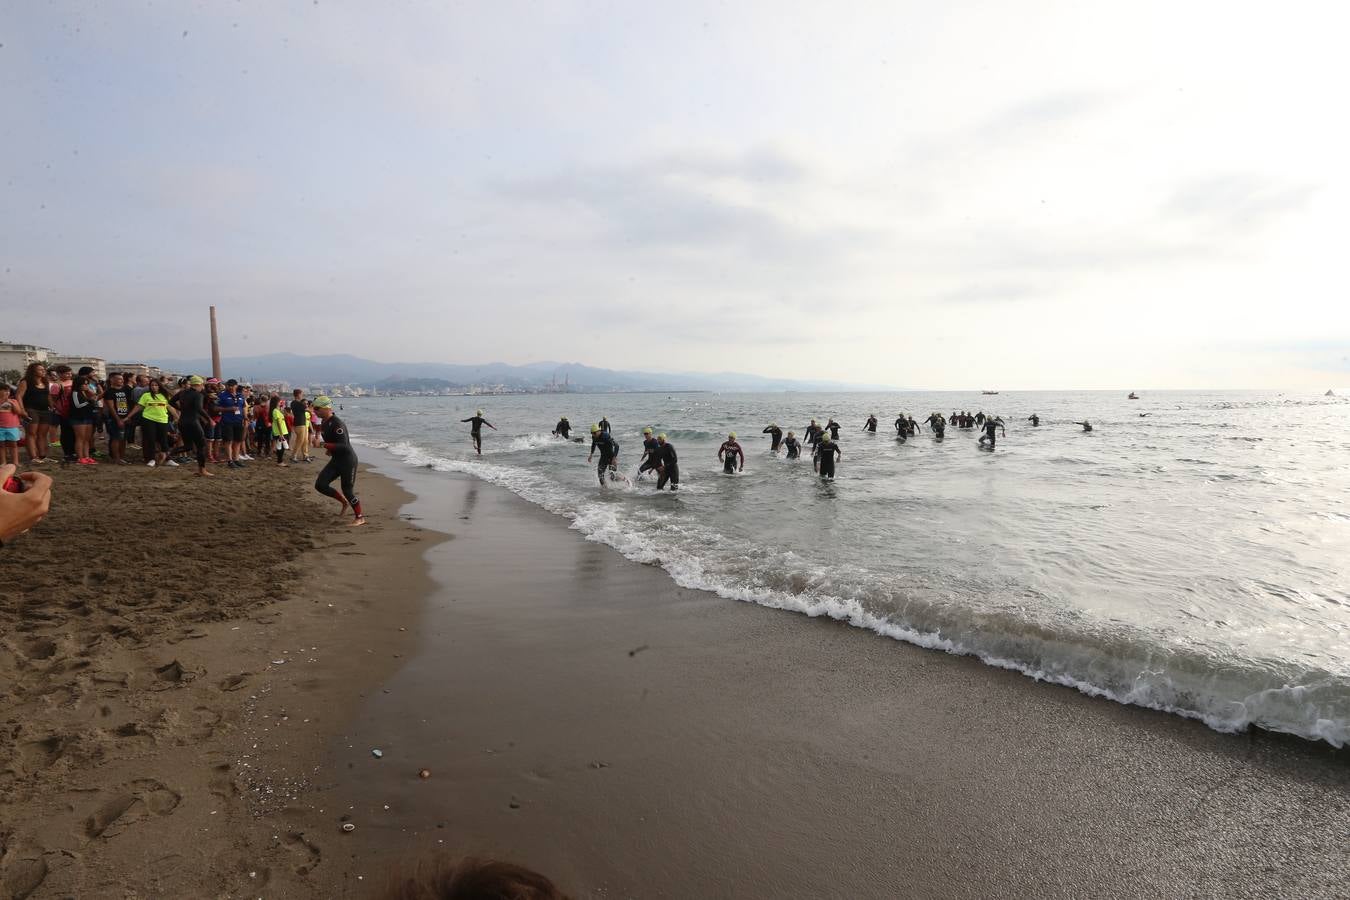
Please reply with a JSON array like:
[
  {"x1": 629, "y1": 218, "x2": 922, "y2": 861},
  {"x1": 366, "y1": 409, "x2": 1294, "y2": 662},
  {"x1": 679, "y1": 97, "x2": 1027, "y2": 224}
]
[
  {"x1": 349, "y1": 516, "x2": 367, "y2": 527},
  {"x1": 195, "y1": 470, "x2": 215, "y2": 477}
]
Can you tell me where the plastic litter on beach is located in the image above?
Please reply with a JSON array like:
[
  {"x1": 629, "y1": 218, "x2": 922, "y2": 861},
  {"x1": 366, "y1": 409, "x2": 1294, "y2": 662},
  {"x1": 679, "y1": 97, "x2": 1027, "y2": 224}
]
[
  {"x1": 419, "y1": 769, "x2": 431, "y2": 779},
  {"x1": 371, "y1": 749, "x2": 383, "y2": 758},
  {"x1": 341, "y1": 823, "x2": 355, "y2": 833}
]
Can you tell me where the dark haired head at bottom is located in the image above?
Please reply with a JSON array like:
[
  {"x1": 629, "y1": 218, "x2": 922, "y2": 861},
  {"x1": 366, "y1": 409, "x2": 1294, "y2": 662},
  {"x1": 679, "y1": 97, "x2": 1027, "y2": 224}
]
[{"x1": 377, "y1": 856, "x2": 571, "y2": 900}]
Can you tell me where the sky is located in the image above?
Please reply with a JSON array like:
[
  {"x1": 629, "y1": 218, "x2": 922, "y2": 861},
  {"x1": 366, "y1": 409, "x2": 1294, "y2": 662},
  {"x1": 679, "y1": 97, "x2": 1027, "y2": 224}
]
[{"x1": 2, "y1": 1, "x2": 1348, "y2": 390}]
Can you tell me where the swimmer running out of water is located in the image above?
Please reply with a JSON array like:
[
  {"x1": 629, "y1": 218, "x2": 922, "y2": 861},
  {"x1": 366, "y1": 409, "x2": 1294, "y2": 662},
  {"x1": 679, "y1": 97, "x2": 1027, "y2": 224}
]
[
  {"x1": 587, "y1": 424, "x2": 624, "y2": 486},
  {"x1": 553, "y1": 416, "x2": 571, "y2": 438},
  {"x1": 718, "y1": 433, "x2": 744, "y2": 474},
  {"x1": 762, "y1": 423, "x2": 783, "y2": 453},
  {"x1": 461, "y1": 409, "x2": 496, "y2": 455},
  {"x1": 813, "y1": 433, "x2": 841, "y2": 479},
  {"x1": 783, "y1": 432, "x2": 801, "y2": 459},
  {"x1": 978, "y1": 416, "x2": 1006, "y2": 449},
  {"x1": 638, "y1": 427, "x2": 660, "y2": 478},
  {"x1": 655, "y1": 433, "x2": 679, "y2": 490},
  {"x1": 1075, "y1": 420, "x2": 1093, "y2": 432},
  {"x1": 863, "y1": 415, "x2": 877, "y2": 433}
]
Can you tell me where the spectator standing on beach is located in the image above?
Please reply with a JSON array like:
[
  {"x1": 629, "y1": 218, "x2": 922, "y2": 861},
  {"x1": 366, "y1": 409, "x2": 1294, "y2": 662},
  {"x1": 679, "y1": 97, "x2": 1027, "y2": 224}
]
[
  {"x1": 102, "y1": 373, "x2": 135, "y2": 465},
  {"x1": 48, "y1": 365, "x2": 75, "y2": 463},
  {"x1": 253, "y1": 395, "x2": 272, "y2": 459},
  {"x1": 289, "y1": 389, "x2": 311, "y2": 463},
  {"x1": 269, "y1": 395, "x2": 290, "y2": 466},
  {"x1": 0, "y1": 384, "x2": 23, "y2": 467},
  {"x1": 461, "y1": 409, "x2": 496, "y2": 455},
  {"x1": 16, "y1": 362, "x2": 51, "y2": 464},
  {"x1": 68, "y1": 368, "x2": 101, "y2": 465},
  {"x1": 217, "y1": 380, "x2": 246, "y2": 468},
  {"x1": 313, "y1": 396, "x2": 365, "y2": 526},
  {"x1": 125, "y1": 378, "x2": 174, "y2": 467}
]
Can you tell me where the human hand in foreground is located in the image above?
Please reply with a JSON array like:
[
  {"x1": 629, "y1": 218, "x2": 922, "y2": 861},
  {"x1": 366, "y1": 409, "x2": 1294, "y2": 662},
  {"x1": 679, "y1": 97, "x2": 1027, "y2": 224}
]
[{"x1": 0, "y1": 465, "x2": 53, "y2": 542}]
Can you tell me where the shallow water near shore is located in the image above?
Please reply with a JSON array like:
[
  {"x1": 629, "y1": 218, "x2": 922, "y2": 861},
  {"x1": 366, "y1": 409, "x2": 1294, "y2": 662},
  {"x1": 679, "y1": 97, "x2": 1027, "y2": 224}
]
[{"x1": 342, "y1": 389, "x2": 1349, "y2": 747}]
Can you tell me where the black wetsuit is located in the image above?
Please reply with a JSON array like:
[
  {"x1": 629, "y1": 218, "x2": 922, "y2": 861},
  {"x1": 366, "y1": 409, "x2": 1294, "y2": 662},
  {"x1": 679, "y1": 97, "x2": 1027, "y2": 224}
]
[
  {"x1": 175, "y1": 389, "x2": 208, "y2": 466},
  {"x1": 826, "y1": 421, "x2": 841, "y2": 441},
  {"x1": 317, "y1": 414, "x2": 360, "y2": 510},
  {"x1": 864, "y1": 417, "x2": 877, "y2": 433},
  {"x1": 814, "y1": 440, "x2": 841, "y2": 478},
  {"x1": 980, "y1": 420, "x2": 1002, "y2": 449},
  {"x1": 591, "y1": 432, "x2": 618, "y2": 484},
  {"x1": 599, "y1": 418, "x2": 611, "y2": 434},
  {"x1": 461, "y1": 416, "x2": 493, "y2": 453},
  {"x1": 763, "y1": 425, "x2": 782, "y2": 451},
  {"x1": 1028, "y1": 415, "x2": 1040, "y2": 427},
  {"x1": 804, "y1": 424, "x2": 823, "y2": 448},
  {"x1": 784, "y1": 437, "x2": 801, "y2": 459},
  {"x1": 554, "y1": 419, "x2": 571, "y2": 438},
  {"x1": 894, "y1": 418, "x2": 907, "y2": 441},
  {"x1": 639, "y1": 436, "x2": 660, "y2": 473},
  {"x1": 718, "y1": 440, "x2": 744, "y2": 474},
  {"x1": 655, "y1": 442, "x2": 679, "y2": 490},
  {"x1": 976, "y1": 413, "x2": 985, "y2": 426}
]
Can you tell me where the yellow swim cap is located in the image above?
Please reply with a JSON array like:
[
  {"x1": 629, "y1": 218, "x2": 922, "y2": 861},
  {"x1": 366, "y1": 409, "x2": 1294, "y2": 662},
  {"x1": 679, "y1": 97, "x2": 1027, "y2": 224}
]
[
  {"x1": 729, "y1": 432, "x2": 737, "y2": 440},
  {"x1": 591, "y1": 424, "x2": 600, "y2": 433},
  {"x1": 313, "y1": 395, "x2": 333, "y2": 409},
  {"x1": 643, "y1": 427, "x2": 653, "y2": 434}
]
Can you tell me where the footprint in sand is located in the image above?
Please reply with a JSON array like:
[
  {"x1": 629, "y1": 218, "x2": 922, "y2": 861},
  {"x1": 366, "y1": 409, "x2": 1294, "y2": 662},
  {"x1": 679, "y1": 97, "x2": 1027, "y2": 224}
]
[
  {"x1": 219, "y1": 672, "x2": 252, "y2": 692},
  {"x1": 282, "y1": 831, "x2": 321, "y2": 876},
  {"x1": 16, "y1": 736, "x2": 66, "y2": 775},
  {"x1": 0, "y1": 855, "x2": 48, "y2": 899},
  {"x1": 82, "y1": 779, "x2": 181, "y2": 840}
]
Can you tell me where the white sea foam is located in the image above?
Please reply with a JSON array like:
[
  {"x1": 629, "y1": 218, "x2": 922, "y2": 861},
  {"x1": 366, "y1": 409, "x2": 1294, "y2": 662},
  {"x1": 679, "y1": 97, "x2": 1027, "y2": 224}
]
[{"x1": 355, "y1": 434, "x2": 1349, "y2": 748}]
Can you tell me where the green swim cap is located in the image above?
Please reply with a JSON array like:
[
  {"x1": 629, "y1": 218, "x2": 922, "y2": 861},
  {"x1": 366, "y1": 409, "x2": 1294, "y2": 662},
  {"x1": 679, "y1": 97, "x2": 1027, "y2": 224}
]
[
  {"x1": 591, "y1": 424, "x2": 600, "y2": 433},
  {"x1": 476, "y1": 409, "x2": 483, "y2": 415},
  {"x1": 658, "y1": 433, "x2": 667, "y2": 440},
  {"x1": 189, "y1": 375, "x2": 204, "y2": 386},
  {"x1": 643, "y1": 427, "x2": 653, "y2": 434},
  {"x1": 313, "y1": 396, "x2": 333, "y2": 409},
  {"x1": 729, "y1": 432, "x2": 737, "y2": 440}
]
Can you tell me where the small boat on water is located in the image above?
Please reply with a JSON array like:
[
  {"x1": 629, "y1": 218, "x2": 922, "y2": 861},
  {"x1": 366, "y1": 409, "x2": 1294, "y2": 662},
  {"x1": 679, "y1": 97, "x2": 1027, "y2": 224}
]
[
  {"x1": 982, "y1": 390, "x2": 999, "y2": 395},
  {"x1": 1326, "y1": 390, "x2": 1337, "y2": 397},
  {"x1": 1128, "y1": 392, "x2": 1140, "y2": 399}
]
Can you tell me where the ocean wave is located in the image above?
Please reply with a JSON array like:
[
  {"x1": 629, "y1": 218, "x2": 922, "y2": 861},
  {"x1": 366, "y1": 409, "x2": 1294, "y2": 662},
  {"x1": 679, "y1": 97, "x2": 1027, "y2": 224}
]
[{"x1": 355, "y1": 435, "x2": 1348, "y2": 748}]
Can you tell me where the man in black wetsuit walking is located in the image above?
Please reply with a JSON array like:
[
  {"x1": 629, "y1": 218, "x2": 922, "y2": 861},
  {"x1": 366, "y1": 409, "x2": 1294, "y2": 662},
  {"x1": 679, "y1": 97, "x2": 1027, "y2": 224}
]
[
  {"x1": 553, "y1": 416, "x2": 571, "y2": 439},
  {"x1": 803, "y1": 419, "x2": 823, "y2": 449},
  {"x1": 314, "y1": 396, "x2": 366, "y2": 526},
  {"x1": 783, "y1": 432, "x2": 801, "y2": 459},
  {"x1": 978, "y1": 416, "x2": 1006, "y2": 449},
  {"x1": 638, "y1": 427, "x2": 661, "y2": 478},
  {"x1": 461, "y1": 409, "x2": 496, "y2": 455},
  {"x1": 814, "y1": 433, "x2": 841, "y2": 479},
  {"x1": 826, "y1": 419, "x2": 841, "y2": 441},
  {"x1": 655, "y1": 433, "x2": 679, "y2": 491},
  {"x1": 587, "y1": 424, "x2": 620, "y2": 486},
  {"x1": 718, "y1": 433, "x2": 744, "y2": 474},
  {"x1": 762, "y1": 423, "x2": 783, "y2": 453},
  {"x1": 864, "y1": 415, "x2": 878, "y2": 433}
]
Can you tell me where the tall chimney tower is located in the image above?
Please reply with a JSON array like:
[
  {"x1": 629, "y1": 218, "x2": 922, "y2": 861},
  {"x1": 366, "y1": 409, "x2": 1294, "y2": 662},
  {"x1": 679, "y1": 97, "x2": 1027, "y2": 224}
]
[{"x1": 209, "y1": 305, "x2": 222, "y2": 380}]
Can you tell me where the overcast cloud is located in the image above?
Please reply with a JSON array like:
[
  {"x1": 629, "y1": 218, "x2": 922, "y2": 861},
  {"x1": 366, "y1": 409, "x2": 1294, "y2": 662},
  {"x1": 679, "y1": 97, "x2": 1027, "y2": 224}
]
[{"x1": 2, "y1": 0, "x2": 1347, "y2": 388}]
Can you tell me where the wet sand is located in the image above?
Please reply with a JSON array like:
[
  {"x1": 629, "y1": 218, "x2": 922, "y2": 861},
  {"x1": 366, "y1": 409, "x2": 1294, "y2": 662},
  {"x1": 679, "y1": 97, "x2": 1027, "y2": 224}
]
[
  {"x1": 0, "y1": 459, "x2": 438, "y2": 898},
  {"x1": 304, "y1": 454, "x2": 1349, "y2": 899}
]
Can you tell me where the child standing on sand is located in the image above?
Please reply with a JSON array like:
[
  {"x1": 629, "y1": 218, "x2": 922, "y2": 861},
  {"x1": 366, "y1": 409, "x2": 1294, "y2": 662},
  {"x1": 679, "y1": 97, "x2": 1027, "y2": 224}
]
[{"x1": 0, "y1": 384, "x2": 23, "y2": 467}]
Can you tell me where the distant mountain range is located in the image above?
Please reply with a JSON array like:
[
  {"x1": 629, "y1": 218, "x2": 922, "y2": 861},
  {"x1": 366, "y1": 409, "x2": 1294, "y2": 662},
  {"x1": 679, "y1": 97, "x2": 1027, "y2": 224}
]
[{"x1": 150, "y1": 353, "x2": 895, "y2": 393}]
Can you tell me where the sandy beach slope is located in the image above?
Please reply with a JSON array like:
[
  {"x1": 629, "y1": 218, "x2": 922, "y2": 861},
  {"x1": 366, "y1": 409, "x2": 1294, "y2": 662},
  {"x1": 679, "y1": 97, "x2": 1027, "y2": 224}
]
[
  {"x1": 0, "y1": 461, "x2": 438, "y2": 898},
  {"x1": 304, "y1": 456, "x2": 1349, "y2": 900}
]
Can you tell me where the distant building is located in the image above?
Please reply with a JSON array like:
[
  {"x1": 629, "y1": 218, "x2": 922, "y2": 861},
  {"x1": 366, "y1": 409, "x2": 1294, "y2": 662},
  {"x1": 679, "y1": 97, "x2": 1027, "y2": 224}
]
[
  {"x1": 0, "y1": 341, "x2": 56, "y2": 373},
  {"x1": 48, "y1": 355, "x2": 107, "y2": 380},
  {"x1": 108, "y1": 362, "x2": 164, "y2": 379}
]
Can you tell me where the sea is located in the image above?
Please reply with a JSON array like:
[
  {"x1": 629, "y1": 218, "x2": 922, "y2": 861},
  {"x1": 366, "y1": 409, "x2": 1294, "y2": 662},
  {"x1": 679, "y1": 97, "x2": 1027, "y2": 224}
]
[{"x1": 340, "y1": 390, "x2": 1349, "y2": 748}]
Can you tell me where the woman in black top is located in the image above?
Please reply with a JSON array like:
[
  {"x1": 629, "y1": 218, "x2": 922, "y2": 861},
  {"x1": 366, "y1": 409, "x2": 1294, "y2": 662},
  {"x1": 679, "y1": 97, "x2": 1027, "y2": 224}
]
[
  {"x1": 173, "y1": 376, "x2": 214, "y2": 476},
  {"x1": 16, "y1": 362, "x2": 50, "y2": 464}
]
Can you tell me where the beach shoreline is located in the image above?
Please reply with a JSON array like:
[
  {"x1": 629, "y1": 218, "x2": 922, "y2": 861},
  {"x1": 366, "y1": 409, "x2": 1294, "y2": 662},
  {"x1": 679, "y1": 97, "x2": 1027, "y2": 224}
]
[{"x1": 300, "y1": 451, "x2": 1349, "y2": 899}]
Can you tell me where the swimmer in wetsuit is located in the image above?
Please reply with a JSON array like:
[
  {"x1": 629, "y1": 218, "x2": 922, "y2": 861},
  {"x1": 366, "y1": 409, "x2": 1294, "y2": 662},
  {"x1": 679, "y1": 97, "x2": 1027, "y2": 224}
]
[
  {"x1": 803, "y1": 419, "x2": 823, "y2": 448},
  {"x1": 783, "y1": 432, "x2": 801, "y2": 459},
  {"x1": 553, "y1": 416, "x2": 571, "y2": 439},
  {"x1": 1028, "y1": 414, "x2": 1040, "y2": 427},
  {"x1": 598, "y1": 417, "x2": 611, "y2": 434},
  {"x1": 864, "y1": 415, "x2": 878, "y2": 433},
  {"x1": 718, "y1": 433, "x2": 744, "y2": 474},
  {"x1": 313, "y1": 396, "x2": 366, "y2": 526},
  {"x1": 1075, "y1": 420, "x2": 1093, "y2": 432},
  {"x1": 173, "y1": 375, "x2": 214, "y2": 476},
  {"x1": 978, "y1": 416, "x2": 1006, "y2": 449},
  {"x1": 461, "y1": 409, "x2": 496, "y2": 455},
  {"x1": 587, "y1": 424, "x2": 621, "y2": 486},
  {"x1": 813, "y1": 433, "x2": 841, "y2": 479},
  {"x1": 654, "y1": 433, "x2": 679, "y2": 490},
  {"x1": 762, "y1": 423, "x2": 783, "y2": 453},
  {"x1": 826, "y1": 419, "x2": 841, "y2": 441},
  {"x1": 638, "y1": 427, "x2": 660, "y2": 478},
  {"x1": 893, "y1": 415, "x2": 907, "y2": 439}
]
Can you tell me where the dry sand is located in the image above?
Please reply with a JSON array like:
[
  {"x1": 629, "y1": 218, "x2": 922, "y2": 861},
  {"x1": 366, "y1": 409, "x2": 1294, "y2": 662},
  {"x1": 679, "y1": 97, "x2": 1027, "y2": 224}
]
[{"x1": 0, "y1": 459, "x2": 437, "y2": 898}]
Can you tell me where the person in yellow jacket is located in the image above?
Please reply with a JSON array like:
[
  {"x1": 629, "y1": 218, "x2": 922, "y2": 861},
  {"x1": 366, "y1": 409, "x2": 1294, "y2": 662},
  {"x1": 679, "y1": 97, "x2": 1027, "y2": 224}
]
[{"x1": 269, "y1": 394, "x2": 290, "y2": 467}]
